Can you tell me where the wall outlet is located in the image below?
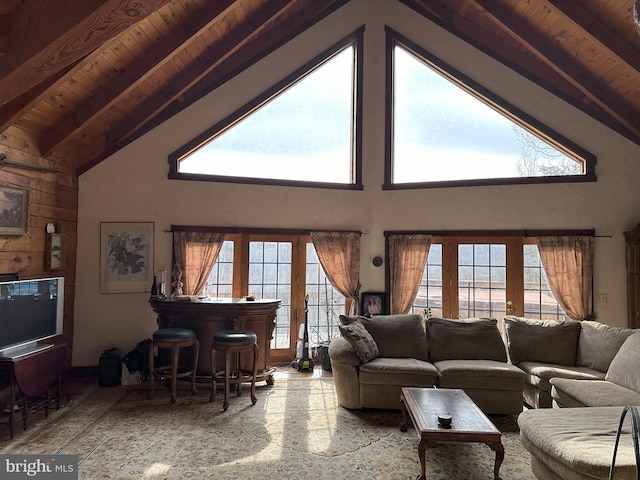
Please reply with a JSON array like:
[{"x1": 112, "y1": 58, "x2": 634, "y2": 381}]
[{"x1": 596, "y1": 293, "x2": 607, "y2": 304}]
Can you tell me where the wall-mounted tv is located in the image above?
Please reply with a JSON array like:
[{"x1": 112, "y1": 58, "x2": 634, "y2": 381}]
[{"x1": 0, "y1": 276, "x2": 64, "y2": 358}]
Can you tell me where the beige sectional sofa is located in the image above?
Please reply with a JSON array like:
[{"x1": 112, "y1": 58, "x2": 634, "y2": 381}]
[
  {"x1": 328, "y1": 314, "x2": 524, "y2": 414},
  {"x1": 502, "y1": 316, "x2": 638, "y2": 408}
]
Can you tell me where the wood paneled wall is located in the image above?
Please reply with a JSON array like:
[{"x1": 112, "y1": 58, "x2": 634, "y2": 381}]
[{"x1": 0, "y1": 125, "x2": 78, "y2": 353}]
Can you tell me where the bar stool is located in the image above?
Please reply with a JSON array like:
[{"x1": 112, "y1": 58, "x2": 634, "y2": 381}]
[
  {"x1": 210, "y1": 330, "x2": 258, "y2": 411},
  {"x1": 148, "y1": 328, "x2": 199, "y2": 404}
]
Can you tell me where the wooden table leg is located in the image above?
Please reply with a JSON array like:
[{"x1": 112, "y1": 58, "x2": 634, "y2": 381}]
[
  {"x1": 417, "y1": 438, "x2": 429, "y2": 480},
  {"x1": 400, "y1": 394, "x2": 409, "y2": 432},
  {"x1": 487, "y1": 441, "x2": 505, "y2": 480}
]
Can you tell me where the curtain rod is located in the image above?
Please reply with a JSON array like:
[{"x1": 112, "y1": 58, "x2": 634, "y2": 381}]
[
  {"x1": 165, "y1": 225, "x2": 366, "y2": 235},
  {"x1": 384, "y1": 229, "x2": 609, "y2": 238}
]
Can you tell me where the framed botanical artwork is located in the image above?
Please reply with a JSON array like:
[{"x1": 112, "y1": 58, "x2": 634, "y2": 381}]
[
  {"x1": 0, "y1": 185, "x2": 29, "y2": 236},
  {"x1": 100, "y1": 222, "x2": 154, "y2": 294},
  {"x1": 361, "y1": 291, "x2": 386, "y2": 316}
]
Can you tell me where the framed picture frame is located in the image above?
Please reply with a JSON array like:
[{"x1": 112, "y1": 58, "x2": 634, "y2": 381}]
[
  {"x1": 0, "y1": 185, "x2": 29, "y2": 236},
  {"x1": 361, "y1": 291, "x2": 386, "y2": 316},
  {"x1": 100, "y1": 222, "x2": 154, "y2": 294}
]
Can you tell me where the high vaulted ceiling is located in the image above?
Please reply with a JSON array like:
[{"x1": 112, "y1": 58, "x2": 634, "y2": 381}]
[{"x1": 0, "y1": 0, "x2": 639, "y2": 175}]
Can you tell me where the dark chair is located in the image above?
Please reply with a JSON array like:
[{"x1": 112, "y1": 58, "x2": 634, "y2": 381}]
[
  {"x1": 148, "y1": 328, "x2": 199, "y2": 404},
  {"x1": 210, "y1": 330, "x2": 258, "y2": 411}
]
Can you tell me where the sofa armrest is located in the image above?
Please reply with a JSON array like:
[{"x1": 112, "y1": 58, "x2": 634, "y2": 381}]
[
  {"x1": 329, "y1": 336, "x2": 362, "y2": 366},
  {"x1": 329, "y1": 337, "x2": 362, "y2": 409}
]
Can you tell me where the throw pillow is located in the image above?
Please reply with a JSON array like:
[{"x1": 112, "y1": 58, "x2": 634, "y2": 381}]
[
  {"x1": 577, "y1": 321, "x2": 636, "y2": 372},
  {"x1": 503, "y1": 316, "x2": 581, "y2": 365},
  {"x1": 338, "y1": 320, "x2": 379, "y2": 363},
  {"x1": 606, "y1": 332, "x2": 640, "y2": 394},
  {"x1": 338, "y1": 314, "x2": 359, "y2": 325},
  {"x1": 426, "y1": 317, "x2": 507, "y2": 363},
  {"x1": 359, "y1": 314, "x2": 429, "y2": 361}
]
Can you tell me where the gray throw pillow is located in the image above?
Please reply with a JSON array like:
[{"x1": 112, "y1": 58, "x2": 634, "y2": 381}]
[
  {"x1": 338, "y1": 314, "x2": 360, "y2": 325},
  {"x1": 503, "y1": 316, "x2": 581, "y2": 365},
  {"x1": 426, "y1": 317, "x2": 507, "y2": 363},
  {"x1": 577, "y1": 321, "x2": 636, "y2": 372},
  {"x1": 606, "y1": 332, "x2": 640, "y2": 394},
  {"x1": 338, "y1": 320, "x2": 379, "y2": 363}
]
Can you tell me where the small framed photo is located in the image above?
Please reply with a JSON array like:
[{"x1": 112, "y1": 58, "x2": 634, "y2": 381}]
[
  {"x1": 361, "y1": 291, "x2": 386, "y2": 316},
  {"x1": 0, "y1": 185, "x2": 29, "y2": 236},
  {"x1": 100, "y1": 222, "x2": 154, "y2": 294}
]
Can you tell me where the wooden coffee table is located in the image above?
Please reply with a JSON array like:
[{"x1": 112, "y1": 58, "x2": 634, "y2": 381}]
[{"x1": 400, "y1": 387, "x2": 504, "y2": 480}]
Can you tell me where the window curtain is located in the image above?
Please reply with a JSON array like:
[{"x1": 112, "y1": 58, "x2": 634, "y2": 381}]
[
  {"x1": 173, "y1": 231, "x2": 225, "y2": 296},
  {"x1": 536, "y1": 235, "x2": 594, "y2": 321},
  {"x1": 310, "y1": 231, "x2": 361, "y2": 315},
  {"x1": 388, "y1": 234, "x2": 432, "y2": 314}
]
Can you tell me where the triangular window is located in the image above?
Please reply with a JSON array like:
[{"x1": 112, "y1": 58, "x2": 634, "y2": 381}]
[
  {"x1": 170, "y1": 29, "x2": 363, "y2": 189},
  {"x1": 386, "y1": 28, "x2": 595, "y2": 188}
]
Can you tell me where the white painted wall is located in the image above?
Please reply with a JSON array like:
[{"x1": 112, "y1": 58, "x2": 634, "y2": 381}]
[{"x1": 74, "y1": 0, "x2": 640, "y2": 366}]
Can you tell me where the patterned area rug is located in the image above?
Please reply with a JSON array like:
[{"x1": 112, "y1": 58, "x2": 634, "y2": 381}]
[{"x1": 0, "y1": 379, "x2": 535, "y2": 479}]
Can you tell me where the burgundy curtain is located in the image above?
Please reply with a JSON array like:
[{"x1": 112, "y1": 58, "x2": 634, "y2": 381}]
[
  {"x1": 310, "y1": 231, "x2": 361, "y2": 315},
  {"x1": 173, "y1": 231, "x2": 225, "y2": 295},
  {"x1": 388, "y1": 234, "x2": 431, "y2": 314},
  {"x1": 536, "y1": 235, "x2": 594, "y2": 321}
]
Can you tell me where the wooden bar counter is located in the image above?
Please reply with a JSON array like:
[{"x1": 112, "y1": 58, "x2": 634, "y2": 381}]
[{"x1": 149, "y1": 297, "x2": 280, "y2": 384}]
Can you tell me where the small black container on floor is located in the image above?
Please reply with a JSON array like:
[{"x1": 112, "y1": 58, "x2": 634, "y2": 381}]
[{"x1": 98, "y1": 348, "x2": 121, "y2": 387}]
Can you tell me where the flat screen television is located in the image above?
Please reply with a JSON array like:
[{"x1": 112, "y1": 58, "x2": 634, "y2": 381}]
[{"x1": 0, "y1": 276, "x2": 64, "y2": 358}]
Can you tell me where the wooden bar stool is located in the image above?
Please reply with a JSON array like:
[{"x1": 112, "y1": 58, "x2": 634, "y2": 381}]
[
  {"x1": 148, "y1": 328, "x2": 199, "y2": 404},
  {"x1": 210, "y1": 330, "x2": 258, "y2": 411}
]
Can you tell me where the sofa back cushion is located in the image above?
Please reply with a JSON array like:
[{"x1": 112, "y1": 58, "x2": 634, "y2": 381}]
[
  {"x1": 426, "y1": 317, "x2": 507, "y2": 363},
  {"x1": 606, "y1": 332, "x2": 640, "y2": 394},
  {"x1": 358, "y1": 314, "x2": 429, "y2": 361},
  {"x1": 577, "y1": 321, "x2": 636, "y2": 372},
  {"x1": 503, "y1": 316, "x2": 581, "y2": 365}
]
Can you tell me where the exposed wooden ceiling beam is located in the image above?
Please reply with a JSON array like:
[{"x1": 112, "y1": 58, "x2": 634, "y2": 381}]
[
  {"x1": 0, "y1": 0, "x2": 174, "y2": 108},
  {"x1": 468, "y1": 0, "x2": 640, "y2": 142},
  {"x1": 0, "y1": 58, "x2": 82, "y2": 132},
  {"x1": 39, "y1": 0, "x2": 238, "y2": 157},
  {"x1": 544, "y1": 0, "x2": 640, "y2": 74},
  {"x1": 104, "y1": 0, "x2": 297, "y2": 148}
]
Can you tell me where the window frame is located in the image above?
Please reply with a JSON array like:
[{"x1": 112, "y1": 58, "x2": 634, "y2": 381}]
[
  {"x1": 383, "y1": 26, "x2": 597, "y2": 190},
  {"x1": 168, "y1": 27, "x2": 365, "y2": 190}
]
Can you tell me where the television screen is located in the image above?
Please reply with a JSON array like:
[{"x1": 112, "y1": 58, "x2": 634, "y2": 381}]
[{"x1": 0, "y1": 276, "x2": 64, "y2": 357}]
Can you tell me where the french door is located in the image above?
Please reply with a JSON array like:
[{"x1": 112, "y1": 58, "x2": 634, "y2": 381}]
[{"x1": 413, "y1": 236, "x2": 564, "y2": 322}]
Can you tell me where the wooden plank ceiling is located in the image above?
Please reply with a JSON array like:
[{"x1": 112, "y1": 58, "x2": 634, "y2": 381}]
[{"x1": 0, "y1": 0, "x2": 639, "y2": 175}]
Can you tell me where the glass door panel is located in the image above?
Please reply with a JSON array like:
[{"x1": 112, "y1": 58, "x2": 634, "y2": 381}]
[
  {"x1": 249, "y1": 241, "x2": 292, "y2": 355},
  {"x1": 458, "y1": 243, "x2": 506, "y2": 319}
]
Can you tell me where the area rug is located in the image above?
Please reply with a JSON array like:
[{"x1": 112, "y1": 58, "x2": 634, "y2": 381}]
[{"x1": 0, "y1": 379, "x2": 535, "y2": 479}]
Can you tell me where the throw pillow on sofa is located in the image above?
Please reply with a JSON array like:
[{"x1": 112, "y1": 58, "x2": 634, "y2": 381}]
[
  {"x1": 605, "y1": 332, "x2": 640, "y2": 394},
  {"x1": 338, "y1": 320, "x2": 379, "y2": 363},
  {"x1": 503, "y1": 316, "x2": 581, "y2": 365},
  {"x1": 426, "y1": 317, "x2": 507, "y2": 363},
  {"x1": 577, "y1": 321, "x2": 636, "y2": 372}
]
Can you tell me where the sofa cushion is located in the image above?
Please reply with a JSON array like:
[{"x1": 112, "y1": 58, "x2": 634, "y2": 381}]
[
  {"x1": 359, "y1": 357, "x2": 437, "y2": 386},
  {"x1": 519, "y1": 406, "x2": 638, "y2": 480},
  {"x1": 550, "y1": 378, "x2": 640, "y2": 408},
  {"x1": 577, "y1": 321, "x2": 636, "y2": 372},
  {"x1": 358, "y1": 314, "x2": 429, "y2": 361},
  {"x1": 518, "y1": 361, "x2": 604, "y2": 393},
  {"x1": 426, "y1": 317, "x2": 507, "y2": 363},
  {"x1": 606, "y1": 332, "x2": 640, "y2": 394},
  {"x1": 503, "y1": 316, "x2": 581, "y2": 366},
  {"x1": 338, "y1": 320, "x2": 379, "y2": 364},
  {"x1": 434, "y1": 359, "x2": 524, "y2": 390}
]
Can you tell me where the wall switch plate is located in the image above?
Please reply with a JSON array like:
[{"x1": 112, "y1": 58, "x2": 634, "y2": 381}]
[{"x1": 596, "y1": 293, "x2": 607, "y2": 304}]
